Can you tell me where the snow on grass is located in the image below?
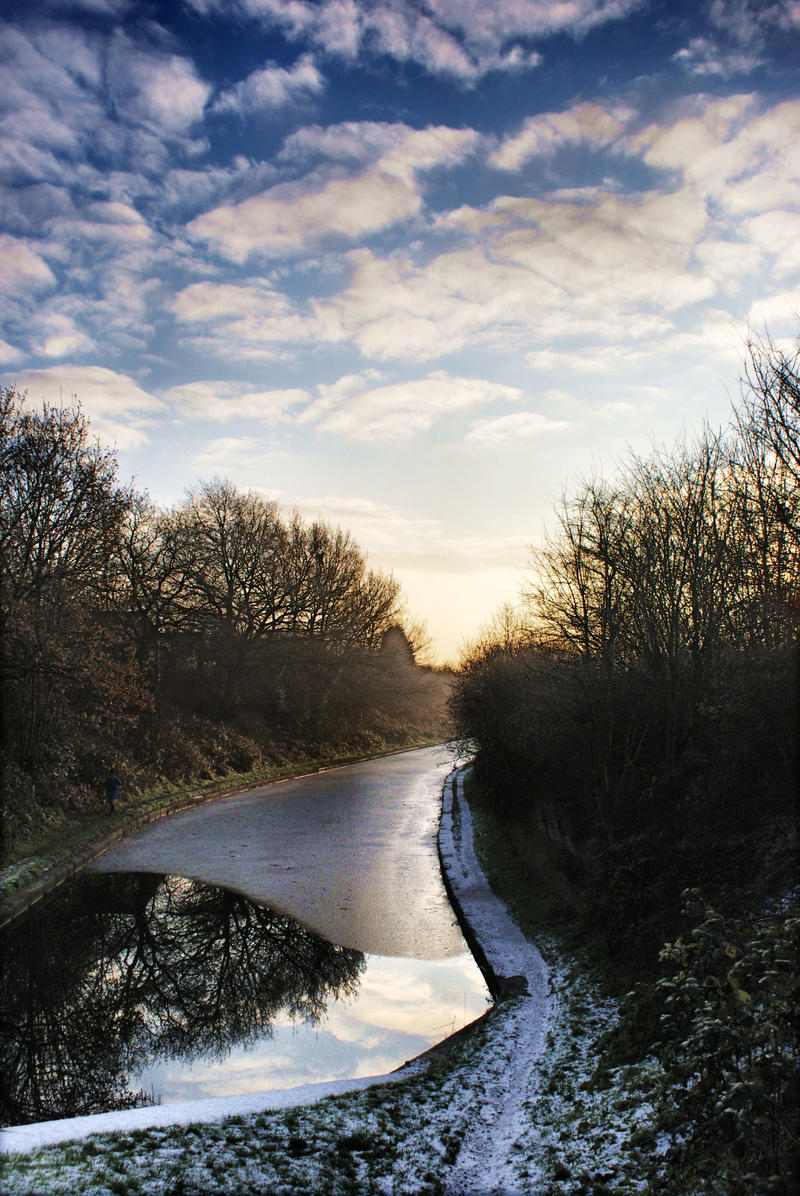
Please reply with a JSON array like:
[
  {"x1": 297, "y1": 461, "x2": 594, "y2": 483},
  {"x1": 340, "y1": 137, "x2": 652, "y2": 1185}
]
[
  {"x1": 0, "y1": 768, "x2": 666, "y2": 1194},
  {"x1": 0, "y1": 857, "x2": 43, "y2": 897}
]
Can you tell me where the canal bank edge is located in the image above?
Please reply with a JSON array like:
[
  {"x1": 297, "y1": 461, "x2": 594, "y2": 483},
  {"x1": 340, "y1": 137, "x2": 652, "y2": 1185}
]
[
  {"x1": 439, "y1": 767, "x2": 533, "y2": 1003},
  {"x1": 439, "y1": 767, "x2": 516, "y2": 1003},
  {"x1": 0, "y1": 741, "x2": 444, "y2": 932}
]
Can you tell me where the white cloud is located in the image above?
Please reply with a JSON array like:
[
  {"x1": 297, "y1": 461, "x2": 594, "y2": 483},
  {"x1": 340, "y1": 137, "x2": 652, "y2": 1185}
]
[
  {"x1": 525, "y1": 331, "x2": 669, "y2": 375},
  {"x1": 0, "y1": 25, "x2": 105, "y2": 179},
  {"x1": 33, "y1": 312, "x2": 96, "y2": 358},
  {"x1": 315, "y1": 186, "x2": 714, "y2": 362},
  {"x1": 488, "y1": 93, "x2": 800, "y2": 257},
  {"x1": 672, "y1": 36, "x2": 763, "y2": 77},
  {"x1": 491, "y1": 101, "x2": 633, "y2": 171},
  {"x1": 171, "y1": 280, "x2": 322, "y2": 359},
  {"x1": 294, "y1": 370, "x2": 382, "y2": 425},
  {"x1": 305, "y1": 95, "x2": 800, "y2": 364},
  {"x1": 279, "y1": 121, "x2": 412, "y2": 168},
  {"x1": 462, "y1": 410, "x2": 568, "y2": 446},
  {"x1": 189, "y1": 170, "x2": 420, "y2": 261},
  {"x1": 632, "y1": 96, "x2": 800, "y2": 217},
  {"x1": 746, "y1": 210, "x2": 800, "y2": 277},
  {"x1": 313, "y1": 247, "x2": 508, "y2": 360},
  {"x1": 8, "y1": 364, "x2": 163, "y2": 415},
  {"x1": 48, "y1": 200, "x2": 153, "y2": 249},
  {"x1": 109, "y1": 38, "x2": 211, "y2": 135},
  {"x1": 527, "y1": 309, "x2": 750, "y2": 378},
  {"x1": 0, "y1": 338, "x2": 23, "y2": 364},
  {"x1": 271, "y1": 487, "x2": 531, "y2": 572},
  {"x1": 746, "y1": 286, "x2": 800, "y2": 333},
  {"x1": 189, "y1": 0, "x2": 641, "y2": 81},
  {"x1": 162, "y1": 380, "x2": 310, "y2": 422},
  {"x1": 497, "y1": 190, "x2": 710, "y2": 294},
  {"x1": 694, "y1": 237, "x2": 767, "y2": 292},
  {"x1": 673, "y1": 0, "x2": 800, "y2": 76},
  {"x1": 4, "y1": 365, "x2": 165, "y2": 448},
  {"x1": 425, "y1": 0, "x2": 643, "y2": 43},
  {"x1": 273, "y1": 491, "x2": 444, "y2": 555},
  {"x1": 215, "y1": 54, "x2": 324, "y2": 114},
  {"x1": 194, "y1": 435, "x2": 266, "y2": 469},
  {"x1": 0, "y1": 235, "x2": 56, "y2": 289},
  {"x1": 0, "y1": 23, "x2": 214, "y2": 205},
  {"x1": 647, "y1": 309, "x2": 747, "y2": 365},
  {"x1": 0, "y1": 363, "x2": 163, "y2": 449},
  {"x1": 709, "y1": 0, "x2": 800, "y2": 40},
  {"x1": 188, "y1": 125, "x2": 478, "y2": 260},
  {"x1": 171, "y1": 95, "x2": 799, "y2": 373},
  {"x1": 311, "y1": 372, "x2": 523, "y2": 440},
  {"x1": 593, "y1": 400, "x2": 638, "y2": 419}
]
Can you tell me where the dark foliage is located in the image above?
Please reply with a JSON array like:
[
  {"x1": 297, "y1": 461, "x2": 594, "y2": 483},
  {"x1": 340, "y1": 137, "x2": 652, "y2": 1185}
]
[
  {"x1": 450, "y1": 333, "x2": 800, "y2": 1190},
  {"x1": 451, "y1": 331, "x2": 799, "y2": 965}
]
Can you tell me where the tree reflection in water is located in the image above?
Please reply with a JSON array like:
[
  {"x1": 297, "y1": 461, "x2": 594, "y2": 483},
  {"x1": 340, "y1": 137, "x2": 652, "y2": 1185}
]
[{"x1": 0, "y1": 874, "x2": 365, "y2": 1126}]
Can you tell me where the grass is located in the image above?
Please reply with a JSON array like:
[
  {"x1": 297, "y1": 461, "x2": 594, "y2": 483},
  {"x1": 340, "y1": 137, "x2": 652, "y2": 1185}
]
[
  {"x1": 0, "y1": 1024, "x2": 505, "y2": 1195},
  {"x1": 0, "y1": 736, "x2": 446, "y2": 904}
]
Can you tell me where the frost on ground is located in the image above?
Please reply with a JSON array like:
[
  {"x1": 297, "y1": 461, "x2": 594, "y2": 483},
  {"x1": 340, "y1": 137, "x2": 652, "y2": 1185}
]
[
  {"x1": 0, "y1": 769, "x2": 663, "y2": 1195},
  {"x1": 0, "y1": 857, "x2": 42, "y2": 897}
]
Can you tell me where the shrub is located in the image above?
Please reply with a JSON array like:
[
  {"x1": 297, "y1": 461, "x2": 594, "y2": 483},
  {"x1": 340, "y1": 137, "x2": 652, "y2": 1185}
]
[{"x1": 616, "y1": 891, "x2": 800, "y2": 1193}]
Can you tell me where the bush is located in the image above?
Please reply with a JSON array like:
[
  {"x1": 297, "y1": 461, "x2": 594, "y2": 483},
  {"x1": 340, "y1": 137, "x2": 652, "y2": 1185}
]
[{"x1": 612, "y1": 891, "x2": 800, "y2": 1193}]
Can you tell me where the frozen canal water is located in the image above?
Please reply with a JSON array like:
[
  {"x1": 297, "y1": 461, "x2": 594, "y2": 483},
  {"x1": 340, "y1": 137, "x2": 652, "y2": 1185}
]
[
  {"x1": 2, "y1": 748, "x2": 490, "y2": 1126},
  {"x1": 89, "y1": 745, "x2": 464, "y2": 959}
]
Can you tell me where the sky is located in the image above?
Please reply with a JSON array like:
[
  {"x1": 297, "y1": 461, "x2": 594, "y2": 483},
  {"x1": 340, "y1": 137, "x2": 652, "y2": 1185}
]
[{"x1": 1, "y1": 0, "x2": 799, "y2": 662}]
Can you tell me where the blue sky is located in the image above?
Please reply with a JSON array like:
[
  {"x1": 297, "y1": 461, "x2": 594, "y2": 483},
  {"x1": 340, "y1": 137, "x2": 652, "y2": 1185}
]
[{"x1": 2, "y1": 0, "x2": 799, "y2": 661}]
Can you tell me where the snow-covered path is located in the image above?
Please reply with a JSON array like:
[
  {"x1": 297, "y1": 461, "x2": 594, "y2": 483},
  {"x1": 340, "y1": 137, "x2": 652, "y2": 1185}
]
[{"x1": 439, "y1": 768, "x2": 551, "y2": 1194}]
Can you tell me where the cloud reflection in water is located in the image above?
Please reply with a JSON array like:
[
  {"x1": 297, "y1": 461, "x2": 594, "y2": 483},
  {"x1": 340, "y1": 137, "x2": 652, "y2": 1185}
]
[
  {"x1": 1, "y1": 873, "x2": 488, "y2": 1121},
  {"x1": 133, "y1": 952, "x2": 490, "y2": 1102}
]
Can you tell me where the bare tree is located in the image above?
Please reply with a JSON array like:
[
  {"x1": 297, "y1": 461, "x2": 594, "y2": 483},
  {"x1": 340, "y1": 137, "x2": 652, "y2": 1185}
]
[
  {"x1": 526, "y1": 478, "x2": 632, "y2": 668},
  {"x1": 733, "y1": 331, "x2": 800, "y2": 644},
  {"x1": 622, "y1": 428, "x2": 740, "y2": 680},
  {"x1": 0, "y1": 391, "x2": 130, "y2": 617},
  {"x1": 169, "y1": 479, "x2": 285, "y2": 640},
  {"x1": 740, "y1": 331, "x2": 800, "y2": 494}
]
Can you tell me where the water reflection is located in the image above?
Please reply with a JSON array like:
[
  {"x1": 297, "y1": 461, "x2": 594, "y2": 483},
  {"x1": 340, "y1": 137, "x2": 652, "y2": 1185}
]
[
  {"x1": 0, "y1": 874, "x2": 365, "y2": 1126},
  {"x1": 132, "y1": 952, "x2": 489, "y2": 1104}
]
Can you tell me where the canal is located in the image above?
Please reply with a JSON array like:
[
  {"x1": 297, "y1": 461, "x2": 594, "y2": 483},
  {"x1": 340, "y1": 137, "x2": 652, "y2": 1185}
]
[{"x1": 1, "y1": 748, "x2": 490, "y2": 1126}]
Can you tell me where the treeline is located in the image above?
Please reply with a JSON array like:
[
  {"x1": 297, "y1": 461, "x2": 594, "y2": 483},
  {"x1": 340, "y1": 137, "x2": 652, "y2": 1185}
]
[
  {"x1": 453, "y1": 332, "x2": 798, "y2": 937},
  {"x1": 451, "y1": 334, "x2": 799, "y2": 1189},
  {"x1": 0, "y1": 389, "x2": 450, "y2": 851}
]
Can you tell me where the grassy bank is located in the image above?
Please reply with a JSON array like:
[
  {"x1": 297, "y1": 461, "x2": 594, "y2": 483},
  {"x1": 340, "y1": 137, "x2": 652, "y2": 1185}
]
[{"x1": 463, "y1": 769, "x2": 800, "y2": 1195}]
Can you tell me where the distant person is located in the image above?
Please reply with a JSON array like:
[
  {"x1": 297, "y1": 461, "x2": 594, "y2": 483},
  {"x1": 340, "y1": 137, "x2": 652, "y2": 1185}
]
[{"x1": 105, "y1": 766, "x2": 121, "y2": 812}]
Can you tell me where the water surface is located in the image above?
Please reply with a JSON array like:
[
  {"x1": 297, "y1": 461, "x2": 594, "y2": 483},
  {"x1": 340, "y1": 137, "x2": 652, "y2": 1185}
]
[
  {"x1": 1, "y1": 873, "x2": 489, "y2": 1126},
  {"x1": 89, "y1": 747, "x2": 464, "y2": 958}
]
